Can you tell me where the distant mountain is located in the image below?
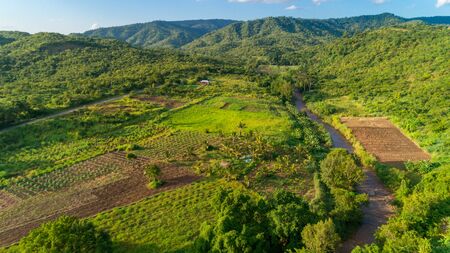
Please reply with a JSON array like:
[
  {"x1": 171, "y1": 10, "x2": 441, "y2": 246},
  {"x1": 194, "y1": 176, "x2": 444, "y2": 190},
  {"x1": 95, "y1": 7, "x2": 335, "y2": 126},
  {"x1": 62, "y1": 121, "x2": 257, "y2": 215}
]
[
  {"x1": 408, "y1": 16, "x2": 450, "y2": 25},
  {"x1": 184, "y1": 13, "x2": 405, "y2": 63},
  {"x1": 82, "y1": 19, "x2": 236, "y2": 48},
  {"x1": 184, "y1": 13, "x2": 449, "y2": 63},
  {"x1": 0, "y1": 31, "x2": 29, "y2": 46}
]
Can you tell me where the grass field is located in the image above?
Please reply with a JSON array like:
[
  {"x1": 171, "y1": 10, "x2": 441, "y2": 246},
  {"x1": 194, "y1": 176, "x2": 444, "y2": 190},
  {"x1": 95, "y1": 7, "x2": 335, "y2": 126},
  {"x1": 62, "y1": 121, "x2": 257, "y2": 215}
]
[{"x1": 163, "y1": 96, "x2": 294, "y2": 143}]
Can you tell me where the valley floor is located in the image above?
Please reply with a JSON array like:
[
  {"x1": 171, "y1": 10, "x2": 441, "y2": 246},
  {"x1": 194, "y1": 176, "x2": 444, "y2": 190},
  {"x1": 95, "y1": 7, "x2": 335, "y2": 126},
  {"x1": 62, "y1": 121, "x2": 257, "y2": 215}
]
[{"x1": 295, "y1": 91, "x2": 395, "y2": 251}]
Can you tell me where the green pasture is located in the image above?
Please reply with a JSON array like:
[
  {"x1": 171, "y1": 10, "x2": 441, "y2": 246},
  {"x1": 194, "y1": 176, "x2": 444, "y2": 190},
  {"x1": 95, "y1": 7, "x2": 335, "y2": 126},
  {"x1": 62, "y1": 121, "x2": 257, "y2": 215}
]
[{"x1": 162, "y1": 96, "x2": 294, "y2": 142}]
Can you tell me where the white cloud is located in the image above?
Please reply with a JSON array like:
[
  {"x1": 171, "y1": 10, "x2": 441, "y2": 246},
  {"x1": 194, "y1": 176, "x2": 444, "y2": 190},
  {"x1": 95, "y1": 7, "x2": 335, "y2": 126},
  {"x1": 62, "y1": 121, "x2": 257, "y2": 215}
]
[
  {"x1": 436, "y1": 0, "x2": 450, "y2": 7},
  {"x1": 372, "y1": 0, "x2": 386, "y2": 4},
  {"x1": 286, "y1": 5, "x2": 298, "y2": 10},
  {"x1": 312, "y1": 0, "x2": 328, "y2": 5},
  {"x1": 228, "y1": 0, "x2": 289, "y2": 3},
  {"x1": 90, "y1": 23, "x2": 100, "y2": 30}
]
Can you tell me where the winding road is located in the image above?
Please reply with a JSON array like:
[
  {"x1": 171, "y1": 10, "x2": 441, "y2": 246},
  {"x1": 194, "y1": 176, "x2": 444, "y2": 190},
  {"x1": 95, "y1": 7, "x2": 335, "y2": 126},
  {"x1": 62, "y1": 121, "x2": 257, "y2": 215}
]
[
  {"x1": 294, "y1": 91, "x2": 394, "y2": 252},
  {"x1": 0, "y1": 94, "x2": 131, "y2": 134}
]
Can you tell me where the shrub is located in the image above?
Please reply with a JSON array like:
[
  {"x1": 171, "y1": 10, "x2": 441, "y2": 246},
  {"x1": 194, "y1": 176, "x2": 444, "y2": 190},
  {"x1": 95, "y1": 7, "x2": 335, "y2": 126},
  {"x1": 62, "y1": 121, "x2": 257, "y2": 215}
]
[
  {"x1": 301, "y1": 218, "x2": 340, "y2": 253},
  {"x1": 320, "y1": 149, "x2": 364, "y2": 190},
  {"x1": 18, "y1": 215, "x2": 112, "y2": 253},
  {"x1": 126, "y1": 153, "x2": 137, "y2": 159},
  {"x1": 144, "y1": 164, "x2": 163, "y2": 189}
]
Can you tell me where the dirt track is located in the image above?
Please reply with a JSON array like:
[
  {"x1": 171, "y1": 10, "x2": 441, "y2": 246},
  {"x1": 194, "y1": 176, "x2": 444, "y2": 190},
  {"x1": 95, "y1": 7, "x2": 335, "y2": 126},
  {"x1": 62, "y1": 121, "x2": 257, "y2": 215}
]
[{"x1": 295, "y1": 91, "x2": 394, "y2": 252}]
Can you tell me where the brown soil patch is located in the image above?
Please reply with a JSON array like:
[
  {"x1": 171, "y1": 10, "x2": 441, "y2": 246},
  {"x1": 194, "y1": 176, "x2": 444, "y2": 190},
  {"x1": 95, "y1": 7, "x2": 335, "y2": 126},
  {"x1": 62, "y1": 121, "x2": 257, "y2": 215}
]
[
  {"x1": 342, "y1": 117, "x2": 430, "y2": 163},
  {"x1": 0, "y1": 152, "x2": 200, "y2": 247},
  {"x1": 135, "y1": 96, "x2": 185, "y2": 109}
]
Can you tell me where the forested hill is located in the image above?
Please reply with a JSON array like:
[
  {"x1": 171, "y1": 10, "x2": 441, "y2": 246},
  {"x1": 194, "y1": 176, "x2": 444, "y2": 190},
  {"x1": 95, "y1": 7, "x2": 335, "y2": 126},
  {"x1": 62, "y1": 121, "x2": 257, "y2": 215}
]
[
  {"x1": 408, "y1": 16, "x2": 450, "y2": 24},
  {"x1": 307, "y1": 23, "x2": 450, "y2": 163},
  {"x1": 0, "y1": 32, "x2": 231, "y2": 128},
  {"x1": 184, "y1": 13, "x2": 404, "y2": 63},
  {"x1": 184, "y1": 13, "x2": 450, "y2": 64},
  {"x1": 82, "y1": 19, "x2": 236, "y2": 48},
  {"x1": 0, "y1": 31, "x2": 29, "y2": 46},
  {"x1": 303, "y1": 23, "x2": 450, "y2": 252}
]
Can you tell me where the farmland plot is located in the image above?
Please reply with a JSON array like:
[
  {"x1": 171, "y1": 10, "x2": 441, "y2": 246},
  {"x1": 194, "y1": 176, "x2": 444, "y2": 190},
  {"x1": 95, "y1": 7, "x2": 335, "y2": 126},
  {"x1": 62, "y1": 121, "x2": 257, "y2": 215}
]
[
  {"x1": 0, "y1": 151, "x2": 200, "y2": 247},
  {"x1": 342, "y1": 117, "x2": 431, "y2": 163}
]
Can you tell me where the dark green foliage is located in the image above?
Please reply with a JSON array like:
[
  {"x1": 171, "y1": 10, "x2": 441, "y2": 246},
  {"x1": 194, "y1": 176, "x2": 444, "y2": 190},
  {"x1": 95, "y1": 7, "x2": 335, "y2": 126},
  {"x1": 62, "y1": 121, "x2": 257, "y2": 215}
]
[
  {"x1": 310, "y1": 173, "x2": 333, "y2": 218},
  {"x1": 304, "y1": 23, "x2": 449, "y2": 251},
  {"x1": 83, "y1": 19, "x2": 236, "y2": 48},
  {"x1": 268, "y1": 190, "x2": 316, "y2": 251},
  {"x1": 300, "y1": 218, "x2": 341, "y2": 253},
  {"x1": 18, "y1": 215, "x2": 112, "y2": 253},
  {"x1": 185, "y1": 13, "x2": 406, "y2": 64},
  {"x1": 194, "y1": 188, "x2": 352, "y2": 253},
  {"x1": 320, "y1": 149, "x2": 364, "y2": 190},
  {"x1": 144, "y1": 164, "x2": 163, "y2": 189},
  {"x1": 0, "y1": 31, "x2": 29, "y2": 45},
  {"x1": 330, "y1": 187, "x2": 368, "y2": 235},
  {"x1": 194, "y1": 188, "x2": 273, "y2": 252},
  {"x1": 125, "y1": 153, "x2": 137, "y2": 159},
  {"x1": 145, "y1": 164, "x2": 161, "y2": 181}
]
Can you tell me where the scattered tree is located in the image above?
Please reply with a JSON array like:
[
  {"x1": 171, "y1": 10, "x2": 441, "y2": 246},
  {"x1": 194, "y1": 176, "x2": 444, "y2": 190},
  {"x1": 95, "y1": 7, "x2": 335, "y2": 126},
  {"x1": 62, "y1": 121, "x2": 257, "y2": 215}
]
[
  {"x1": 144, "y1": 164, "x2": 163, "y2": 189},
  {"x1": 301, "y1": 218, "x2": 340, "y2": 253},
  {"x1": 18, "y1": 215, "x2": 112, "y2": 253},
  {"x1": 320, "y1": 149, "x2": 364, "y2": 190}
]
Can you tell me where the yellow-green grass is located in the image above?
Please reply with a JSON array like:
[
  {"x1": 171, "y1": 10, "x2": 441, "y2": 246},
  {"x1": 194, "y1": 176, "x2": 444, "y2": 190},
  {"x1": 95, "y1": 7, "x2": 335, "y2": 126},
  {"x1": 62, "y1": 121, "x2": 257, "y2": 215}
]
[
  {"x1": 162, "y1": 96, "x2": 294, "y2": 142},
  {"x1": 89, "y1": 179, "x2": 238, "y2": 253}
]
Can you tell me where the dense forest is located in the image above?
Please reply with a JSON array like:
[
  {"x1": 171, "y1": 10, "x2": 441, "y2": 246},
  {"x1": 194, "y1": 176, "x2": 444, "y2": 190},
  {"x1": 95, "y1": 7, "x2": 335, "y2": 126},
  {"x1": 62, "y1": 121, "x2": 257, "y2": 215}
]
[
  {"x1": 82, "y1": 19, "x2": 236, "y2": 48},
  {"x1": 185, "y1": 13, "x2": 405, "y2": 64}
]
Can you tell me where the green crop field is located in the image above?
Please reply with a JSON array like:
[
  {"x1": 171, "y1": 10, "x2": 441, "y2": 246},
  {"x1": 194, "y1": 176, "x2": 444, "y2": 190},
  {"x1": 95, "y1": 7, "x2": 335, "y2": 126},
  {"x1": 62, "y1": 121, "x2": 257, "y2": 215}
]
[
  {"x1": 90, "y1": 179, "x2": 238, "y2": 253},
  {"x1": 0, "y1": 96, "x2": 166, "y2": 184}
]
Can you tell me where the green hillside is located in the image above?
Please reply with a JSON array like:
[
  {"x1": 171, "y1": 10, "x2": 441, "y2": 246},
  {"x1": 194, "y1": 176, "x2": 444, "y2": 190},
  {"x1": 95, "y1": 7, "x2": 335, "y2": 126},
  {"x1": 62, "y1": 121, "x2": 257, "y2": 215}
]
[
  {"x1": 184, "y1": 13, "x2": 406, "y2": 63},
  {"x1": 83, "y1": 19, "x2": 236, "y2": 48},
  {"x1": 0, "y1": 31, "x2": 29, "y2": 46},
  {"x1": 302, "y1": 24, "x2": 450, "y2": 252},
  {"x1": 305, "y1": 23, "x2": 450, "y2": 163},
  {"x1": 0, "y1": 32, "x2": 229, "y2": 128}
]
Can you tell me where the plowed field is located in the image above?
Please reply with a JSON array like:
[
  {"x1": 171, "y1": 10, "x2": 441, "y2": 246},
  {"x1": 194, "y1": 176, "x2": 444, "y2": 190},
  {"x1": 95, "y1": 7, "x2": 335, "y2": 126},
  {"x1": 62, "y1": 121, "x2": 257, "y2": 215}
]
[{"x1": 342, "y1": 117, "x2": 430, "y2": 163}]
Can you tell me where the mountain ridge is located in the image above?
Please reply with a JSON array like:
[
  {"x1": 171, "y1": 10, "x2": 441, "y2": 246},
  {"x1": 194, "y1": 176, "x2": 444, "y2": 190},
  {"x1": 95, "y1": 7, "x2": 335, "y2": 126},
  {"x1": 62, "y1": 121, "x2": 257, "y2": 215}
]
[{"x1": 82, "y1": 19, "x2": 236, "y2": 48}]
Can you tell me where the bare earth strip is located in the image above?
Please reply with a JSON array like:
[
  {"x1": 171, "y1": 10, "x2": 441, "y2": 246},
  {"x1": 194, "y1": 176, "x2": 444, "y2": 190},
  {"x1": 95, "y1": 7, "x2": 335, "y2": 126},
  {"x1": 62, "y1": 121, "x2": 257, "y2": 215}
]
[
  {"x1": 341, "y1": 117, "x2": 431, "y2": 164},
  {"x1": 0, "y1": 152, "x2": 201, "y2": 247}
]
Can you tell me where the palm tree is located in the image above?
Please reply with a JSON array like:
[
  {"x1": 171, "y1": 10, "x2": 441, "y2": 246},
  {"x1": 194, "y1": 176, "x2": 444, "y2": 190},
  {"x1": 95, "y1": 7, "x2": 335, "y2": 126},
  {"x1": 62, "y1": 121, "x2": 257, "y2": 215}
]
[{"x1": 237, "y1": 121, "x2": 247, "y2": 136}]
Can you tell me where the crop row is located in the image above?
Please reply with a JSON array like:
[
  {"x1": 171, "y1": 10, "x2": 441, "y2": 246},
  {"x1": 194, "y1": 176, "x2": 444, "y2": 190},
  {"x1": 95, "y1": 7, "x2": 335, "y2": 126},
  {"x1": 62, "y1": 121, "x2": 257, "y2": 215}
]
[
  {"x1": 4, "y1": 152, "x2": 149, "y2": 200},
  {"x1": 138, "y1": 131, "x2": 217, "y2": 160}
]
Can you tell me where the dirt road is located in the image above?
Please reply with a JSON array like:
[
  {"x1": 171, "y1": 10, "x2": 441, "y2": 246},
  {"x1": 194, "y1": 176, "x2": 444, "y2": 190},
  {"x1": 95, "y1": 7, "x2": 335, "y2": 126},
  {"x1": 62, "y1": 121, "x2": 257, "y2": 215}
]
[
  {"x1": 294, "y1": 91, "x2": 394, "y2": 252},
  {"x1": 0, "y1": 94, "x2": 131, "y2": 134}
]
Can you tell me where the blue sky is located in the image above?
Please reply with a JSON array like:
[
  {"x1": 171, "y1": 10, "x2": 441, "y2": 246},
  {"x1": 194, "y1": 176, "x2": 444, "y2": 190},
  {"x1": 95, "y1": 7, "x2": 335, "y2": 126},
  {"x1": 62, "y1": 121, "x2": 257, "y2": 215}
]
[{"x1": 0, "y1": 0, "x2": 449, "y2": 34}]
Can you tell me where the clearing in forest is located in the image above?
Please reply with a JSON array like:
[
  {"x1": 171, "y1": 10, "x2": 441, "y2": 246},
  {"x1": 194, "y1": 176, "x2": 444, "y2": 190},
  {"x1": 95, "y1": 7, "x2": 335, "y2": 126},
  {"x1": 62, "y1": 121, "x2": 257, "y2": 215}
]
[{"x1": 341, "y1": 117, "x2": 431, "y2": 163}]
